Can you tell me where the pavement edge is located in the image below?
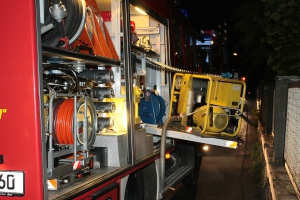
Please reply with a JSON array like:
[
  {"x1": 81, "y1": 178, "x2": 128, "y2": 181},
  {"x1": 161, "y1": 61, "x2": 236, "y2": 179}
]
[{"x1": 258, "y1": 122, "x2": 298, "y2": 200}]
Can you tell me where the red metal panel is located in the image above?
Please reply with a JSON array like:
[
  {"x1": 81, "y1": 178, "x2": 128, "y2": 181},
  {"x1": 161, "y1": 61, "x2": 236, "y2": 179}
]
[{"x1": 0, "y1": 0, "x2": 44, "y2": 199}]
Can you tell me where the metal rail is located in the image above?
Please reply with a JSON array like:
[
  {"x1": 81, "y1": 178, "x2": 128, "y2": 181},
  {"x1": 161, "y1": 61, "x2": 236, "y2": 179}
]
[{"x1": 145, "y1": 124, "x2": 240, "y2": 149}]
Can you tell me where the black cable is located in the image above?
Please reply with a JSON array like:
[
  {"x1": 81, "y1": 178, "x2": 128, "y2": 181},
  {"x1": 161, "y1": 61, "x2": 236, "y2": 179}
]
[
  {"x1": 44, "y1": 63, "x2": 80, "y2": 93},
  {"x1": 240, "y1": 102, "x2": 249, "y2": 200}
]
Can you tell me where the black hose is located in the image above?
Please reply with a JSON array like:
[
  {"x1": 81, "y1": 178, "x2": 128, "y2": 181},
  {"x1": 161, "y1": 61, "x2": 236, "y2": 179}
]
[
  {"x1": 44, "y1": 64, "x2": 80, "y2": 93},
  {"x1": 240, "y1": 103, "x2": 249, "y2": 200},
  {"x1": 56, "y1": 21, "x2": 66, "y2": 38},
  {"x1": 66, "y1": 0, "x2": 83, "y2": 41}
]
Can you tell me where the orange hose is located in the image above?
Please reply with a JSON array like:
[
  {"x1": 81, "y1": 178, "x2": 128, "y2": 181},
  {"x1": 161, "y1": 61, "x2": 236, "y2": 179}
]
[{"x1": 55, "y1": 99, "x2": 75, "y2": 144}]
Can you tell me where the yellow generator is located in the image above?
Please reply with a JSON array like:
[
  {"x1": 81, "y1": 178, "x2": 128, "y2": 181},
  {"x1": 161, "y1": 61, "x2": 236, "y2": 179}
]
[{"x1": 169, "y1": 73, "x2": 246, "y2": 137}]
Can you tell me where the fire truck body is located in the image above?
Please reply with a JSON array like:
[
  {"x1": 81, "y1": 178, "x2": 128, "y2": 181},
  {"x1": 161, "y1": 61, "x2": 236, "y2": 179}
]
[{"x1": 0, "y1": 0, "x2": 247, "y2": 199}]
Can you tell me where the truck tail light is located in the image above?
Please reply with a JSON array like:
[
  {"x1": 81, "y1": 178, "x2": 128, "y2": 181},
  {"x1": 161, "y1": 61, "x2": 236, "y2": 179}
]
[{"x1": 165, "y1": 153, "x2": 171, "y2": 159}]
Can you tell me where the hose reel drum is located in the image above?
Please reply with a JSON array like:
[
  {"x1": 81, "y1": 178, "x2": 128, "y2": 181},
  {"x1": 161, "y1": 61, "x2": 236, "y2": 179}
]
[{"x1": 52, "y1": 97, "x2": 97, "y2": 149}]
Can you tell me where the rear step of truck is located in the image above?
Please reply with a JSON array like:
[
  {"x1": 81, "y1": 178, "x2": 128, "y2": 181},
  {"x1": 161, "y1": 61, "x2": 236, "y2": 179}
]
[
  {"x1": 165, "y1": 166, "x2": 193, "y2": 187},
  {"x1": 161, "y1": 166, "x2": 193, "y2": 198},
  {"x1": 145, "y1": 123, "x2": 241, "y2": 149}
]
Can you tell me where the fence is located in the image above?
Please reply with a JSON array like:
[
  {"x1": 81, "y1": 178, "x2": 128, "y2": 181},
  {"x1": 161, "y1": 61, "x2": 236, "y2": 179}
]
[
  {"x1": 257, "y1": 76, "x2": 300, "y2": 199},
  {"x1": 285, "y1": 82, "x2": 300, "y2": 196}
]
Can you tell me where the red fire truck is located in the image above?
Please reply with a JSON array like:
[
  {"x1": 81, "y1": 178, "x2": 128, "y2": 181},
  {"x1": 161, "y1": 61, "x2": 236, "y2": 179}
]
[{"x1": 0, "y1": 0, "x2": 248, "y2": 199}]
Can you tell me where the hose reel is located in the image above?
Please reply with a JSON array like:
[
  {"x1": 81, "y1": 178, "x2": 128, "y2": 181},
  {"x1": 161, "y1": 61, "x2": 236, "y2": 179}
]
[
  {"x1": 42, "y1": 0, "x2": 86, "y2": 46},
  {"x1": 53, "y1": 97, "x2": 97, "y2": 149}
]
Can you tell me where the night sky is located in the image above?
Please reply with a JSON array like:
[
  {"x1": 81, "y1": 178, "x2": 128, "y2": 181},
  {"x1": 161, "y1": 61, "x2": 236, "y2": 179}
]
[
  {"x1": 179, "y1": 0, "x2": 261, "y2": 97},
  {"x1": 179, "y1": 0, "x2": 238, "y2": 31}
]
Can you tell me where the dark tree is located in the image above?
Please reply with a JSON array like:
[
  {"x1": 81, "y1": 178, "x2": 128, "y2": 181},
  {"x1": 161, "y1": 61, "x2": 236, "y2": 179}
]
[{"x1": 233, "y1": 0, "x2": 300, "y2": 84}]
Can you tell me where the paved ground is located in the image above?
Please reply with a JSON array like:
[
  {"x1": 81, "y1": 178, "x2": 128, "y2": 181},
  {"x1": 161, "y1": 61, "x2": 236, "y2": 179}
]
[{"x1": 170, "y1": 98, "x2": 262, "y2": 200}]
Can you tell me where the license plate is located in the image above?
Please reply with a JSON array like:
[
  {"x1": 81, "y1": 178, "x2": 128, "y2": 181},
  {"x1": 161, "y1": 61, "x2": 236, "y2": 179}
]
[{"x1": 0, "y1": 171, "x2": 24, "y2": 196}]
